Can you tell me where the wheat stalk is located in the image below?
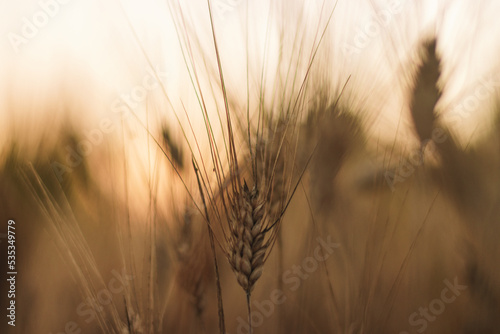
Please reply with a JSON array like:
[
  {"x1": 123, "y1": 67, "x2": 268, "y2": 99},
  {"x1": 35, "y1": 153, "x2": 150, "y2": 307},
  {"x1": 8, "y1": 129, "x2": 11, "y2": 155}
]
[
  {"x1": 228, "y1": 182, "x2": 267, "y2": 293},
  {"x1": 174, "y1": 207, "x2": 212, "y2": 327},
  {"x1": 409, "y1": 38, "x2": 441, "y2": 147}
]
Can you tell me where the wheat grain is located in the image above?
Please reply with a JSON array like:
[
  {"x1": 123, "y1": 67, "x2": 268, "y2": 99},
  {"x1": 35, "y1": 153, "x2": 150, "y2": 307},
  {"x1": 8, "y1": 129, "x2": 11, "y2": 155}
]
[{"x1": 228, "y1": 183, "x2": 267, "y2": 293}]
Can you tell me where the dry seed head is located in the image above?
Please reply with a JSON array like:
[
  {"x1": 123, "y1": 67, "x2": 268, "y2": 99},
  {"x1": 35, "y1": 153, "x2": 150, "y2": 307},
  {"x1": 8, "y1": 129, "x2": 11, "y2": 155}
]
[
  {"x1": 410, "y1": 38, "x2": 441, "y2": 144},
  {"x1": 225, "y1": 118, "x2": 290, "y2": 293},
  {"x1": 175, "y1": 208, "x2": 212, "y2": 310},
  {"x1": 255, "y1": 121, "x2": 287, "y2": 223},
  {"x1": 229, "y1": 183, "x2": 268, "y2": 293},
  {"x1": 266, "y1": 125, "x2": 287, "y2": 222}
]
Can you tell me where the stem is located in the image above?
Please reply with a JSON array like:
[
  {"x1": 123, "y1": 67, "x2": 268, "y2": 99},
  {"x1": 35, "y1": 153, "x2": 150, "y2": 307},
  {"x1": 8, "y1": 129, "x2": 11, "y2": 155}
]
[
  {"x1": 193, "y1": 160, "x2": 226, "y2": 334},
  {"x1": 278, "y1": 230, "x2": 284, "y2": 330},
  {"x1": 209, "y1": 227, "x2": 226, "y2": 334},
  {"x1": 247, "y1": 292, "x2": 253, "y2": 334}
]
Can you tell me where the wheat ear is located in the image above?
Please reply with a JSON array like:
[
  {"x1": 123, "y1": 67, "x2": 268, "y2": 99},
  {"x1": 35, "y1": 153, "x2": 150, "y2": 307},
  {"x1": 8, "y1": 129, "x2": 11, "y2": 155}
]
[
  {"x1": 228, "y1": 183, "x2": 267, "y2": 293},
  {"x1": 409, "y1": 38, "x2": 441, "y2": 146}
]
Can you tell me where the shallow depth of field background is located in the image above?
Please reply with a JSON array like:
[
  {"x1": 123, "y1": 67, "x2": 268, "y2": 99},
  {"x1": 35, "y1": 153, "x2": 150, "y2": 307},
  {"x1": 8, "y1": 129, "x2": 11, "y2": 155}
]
[{"x1": 1, "y1": 0, "x2": 500, "y2": 333}]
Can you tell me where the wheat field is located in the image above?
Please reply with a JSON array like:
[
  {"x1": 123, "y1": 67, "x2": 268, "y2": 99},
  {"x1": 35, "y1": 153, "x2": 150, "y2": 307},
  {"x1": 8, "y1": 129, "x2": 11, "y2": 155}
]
[{"x1": 1, "y1": 0, "x2": 500, "y2": 333}]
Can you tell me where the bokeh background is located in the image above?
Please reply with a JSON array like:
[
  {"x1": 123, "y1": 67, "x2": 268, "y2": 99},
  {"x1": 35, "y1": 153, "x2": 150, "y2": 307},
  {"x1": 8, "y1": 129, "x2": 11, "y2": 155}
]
[{"x1": 1, "y1": 0, "x2": 500, "y2": 333}]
